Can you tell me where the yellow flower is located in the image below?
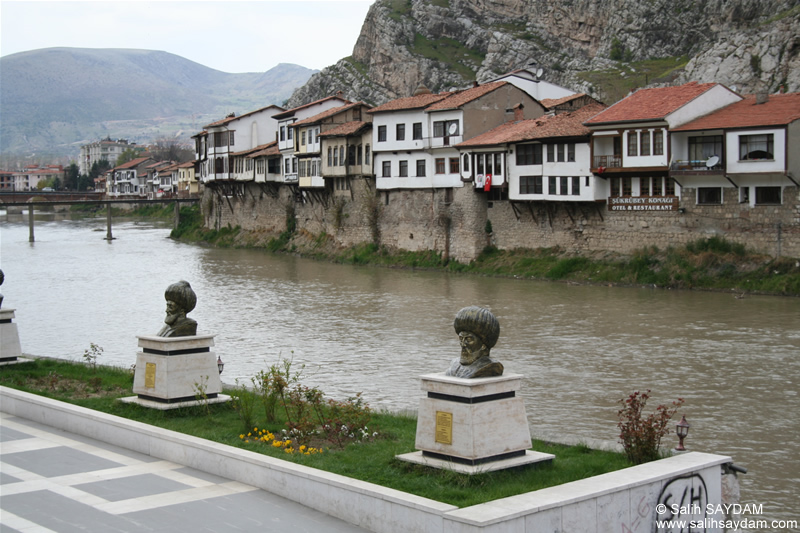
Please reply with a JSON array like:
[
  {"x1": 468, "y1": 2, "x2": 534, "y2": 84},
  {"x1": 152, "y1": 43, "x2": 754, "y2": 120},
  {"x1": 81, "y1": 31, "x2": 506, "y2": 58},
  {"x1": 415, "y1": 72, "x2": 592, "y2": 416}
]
[
  {"x1": 299, "y1": 445, "x2": 307, "y2": 452},
  {"x1": 239, "y1": 434, "x2": 244, "y2": 439}
]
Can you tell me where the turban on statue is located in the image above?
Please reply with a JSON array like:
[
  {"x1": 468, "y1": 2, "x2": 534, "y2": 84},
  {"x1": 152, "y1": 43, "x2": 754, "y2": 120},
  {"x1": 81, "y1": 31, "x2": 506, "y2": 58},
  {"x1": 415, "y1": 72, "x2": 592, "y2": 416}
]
[
  {"x1": 453, "y1": 306, "x2": 500, "y2": 349},
  {"x1": 164, "y1": 280, "x2": 197, "y2": 313}
]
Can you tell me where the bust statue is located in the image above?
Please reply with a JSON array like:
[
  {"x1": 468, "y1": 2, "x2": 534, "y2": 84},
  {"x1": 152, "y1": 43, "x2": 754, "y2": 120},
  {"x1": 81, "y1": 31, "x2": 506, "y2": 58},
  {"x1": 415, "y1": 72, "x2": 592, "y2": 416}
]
[
  {"x1": 445, "y1": 306, "x2": 504, "y2": 378},
  {"x1": 157, "y1": 280, "x2": 198, "y2": 337}
]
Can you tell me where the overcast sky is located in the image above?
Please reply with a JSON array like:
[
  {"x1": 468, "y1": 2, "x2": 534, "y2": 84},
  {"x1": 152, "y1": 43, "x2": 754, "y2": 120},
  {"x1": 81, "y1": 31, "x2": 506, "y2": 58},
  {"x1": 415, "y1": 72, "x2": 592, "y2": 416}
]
[{"x1": 0, "y1": 0, "x2": 375, "y2": 73}]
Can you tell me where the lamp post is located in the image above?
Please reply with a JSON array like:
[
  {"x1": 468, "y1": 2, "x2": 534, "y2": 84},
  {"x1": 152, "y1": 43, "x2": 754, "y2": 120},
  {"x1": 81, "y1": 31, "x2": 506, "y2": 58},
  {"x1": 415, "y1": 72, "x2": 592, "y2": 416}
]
[
  {"x1": 675, "y1": 415, "x2": 690, "y2": 451},
  {"x1": 217, "y1": 356, "x2": 224, "y2": 375}
]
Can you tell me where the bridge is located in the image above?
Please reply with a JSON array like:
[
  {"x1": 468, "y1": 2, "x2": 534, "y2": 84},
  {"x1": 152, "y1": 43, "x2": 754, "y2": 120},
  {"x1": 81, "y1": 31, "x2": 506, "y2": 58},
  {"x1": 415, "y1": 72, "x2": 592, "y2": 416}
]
[{"x1": 0, "y1": 191, "x2": 200, "y2": 242}]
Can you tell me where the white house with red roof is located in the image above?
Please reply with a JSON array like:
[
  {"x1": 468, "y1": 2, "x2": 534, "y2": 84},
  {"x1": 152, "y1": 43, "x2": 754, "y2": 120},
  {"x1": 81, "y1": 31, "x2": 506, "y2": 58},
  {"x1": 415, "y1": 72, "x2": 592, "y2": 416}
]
[
  {"x1": 457, "y1": 102, "x2": 607, "y2": 203},
  {"x1": 670, "y1": 92, "x2": 800, "y2": 207},
  {"x1": 368, "y1": 82, "x2": 546, "y2": 191},
  {"x1": 200, "y1": 104, "x2": 284, "y2": 183},
  {"x1": 584, "y1": 82, "x2": 742, "y2": 210},
  {"x1": 285, "y1": 102, "x2": 372, "y2": 190},
  {"x1": 108, "y1": 157, "x2": 155, "y2": 197},
  {"x1": 489, "y1": 67, "x2": 576, "y2": 102},
  {"x1": 272, "y1": 94, "x2": 351, "y2": 184}
]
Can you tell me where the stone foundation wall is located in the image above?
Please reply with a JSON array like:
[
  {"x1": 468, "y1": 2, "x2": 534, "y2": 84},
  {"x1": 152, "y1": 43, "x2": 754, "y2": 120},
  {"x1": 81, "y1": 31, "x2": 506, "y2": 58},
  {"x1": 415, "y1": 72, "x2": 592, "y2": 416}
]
[{"x1": 201, "y1": 182, "x2": 800, "y2": 261}]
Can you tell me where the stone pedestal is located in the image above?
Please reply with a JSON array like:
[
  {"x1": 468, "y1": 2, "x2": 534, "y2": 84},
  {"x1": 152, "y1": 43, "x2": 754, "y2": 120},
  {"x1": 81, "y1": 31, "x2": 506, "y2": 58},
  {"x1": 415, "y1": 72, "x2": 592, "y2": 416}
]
[
  {"x1": 120, "y1": 334, "x2": 230, "y2": 410},
  {"x1": 397, "y1": 373, "x2": 553, "y2": 474},
  {"x1": 0, "y1": 308, "x2": 23, "y2": 363}
]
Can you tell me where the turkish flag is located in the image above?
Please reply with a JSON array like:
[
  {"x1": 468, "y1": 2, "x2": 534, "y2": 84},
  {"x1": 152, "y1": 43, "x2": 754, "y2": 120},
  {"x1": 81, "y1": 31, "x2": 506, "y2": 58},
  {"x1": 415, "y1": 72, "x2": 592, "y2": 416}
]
[{"x1": 484, "y1": 174, "x2": 492, "y2": 191}]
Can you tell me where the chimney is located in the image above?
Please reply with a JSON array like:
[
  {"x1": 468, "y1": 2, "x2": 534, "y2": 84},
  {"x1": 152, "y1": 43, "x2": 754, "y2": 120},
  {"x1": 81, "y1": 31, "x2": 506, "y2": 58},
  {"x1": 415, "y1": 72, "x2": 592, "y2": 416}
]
[
  {"x1": 756, "y1": 91, "x2": 769, "y2": 104},
  {"x1": 514, "y1": 103, "x2": 524, "y2": 122}
]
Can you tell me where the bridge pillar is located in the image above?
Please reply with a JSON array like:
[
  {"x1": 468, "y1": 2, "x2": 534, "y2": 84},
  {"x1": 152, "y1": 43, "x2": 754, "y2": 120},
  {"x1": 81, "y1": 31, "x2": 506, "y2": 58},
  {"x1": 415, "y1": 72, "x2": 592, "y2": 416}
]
[
  {"x1": 28, "y1": 206, "x2": 34, "y2": 243},
  {"x1": 174, "y1": 201, "x2": 180, "y2": 230},
  {"x1": 106, "y1": 203, "x2": 113, "y2": 241}
]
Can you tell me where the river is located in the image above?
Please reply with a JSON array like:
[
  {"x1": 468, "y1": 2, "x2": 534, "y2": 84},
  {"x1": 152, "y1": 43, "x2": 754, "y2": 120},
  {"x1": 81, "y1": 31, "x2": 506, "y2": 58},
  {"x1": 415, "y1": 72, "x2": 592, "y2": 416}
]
[{"x1": 1, "y1": 213, "x2": 798, "y2": 529}]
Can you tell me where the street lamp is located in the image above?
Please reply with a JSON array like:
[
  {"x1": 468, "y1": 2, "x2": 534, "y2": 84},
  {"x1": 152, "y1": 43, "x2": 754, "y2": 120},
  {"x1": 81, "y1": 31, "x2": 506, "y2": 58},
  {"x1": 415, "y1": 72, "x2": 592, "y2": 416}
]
[
  {"x1": 217, "y1": 356, "x2": 224, "y2": 375},
  {"x1": 675, "y1": 415, "x2": 690, "y2": 451}
]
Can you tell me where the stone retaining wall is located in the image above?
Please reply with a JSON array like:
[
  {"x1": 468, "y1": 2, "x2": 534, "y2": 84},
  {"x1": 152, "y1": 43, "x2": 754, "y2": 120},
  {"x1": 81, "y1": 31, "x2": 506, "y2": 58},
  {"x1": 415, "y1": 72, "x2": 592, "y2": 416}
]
[{"x1": 201, "y1": 182, "x2": 799, "y2": 262}]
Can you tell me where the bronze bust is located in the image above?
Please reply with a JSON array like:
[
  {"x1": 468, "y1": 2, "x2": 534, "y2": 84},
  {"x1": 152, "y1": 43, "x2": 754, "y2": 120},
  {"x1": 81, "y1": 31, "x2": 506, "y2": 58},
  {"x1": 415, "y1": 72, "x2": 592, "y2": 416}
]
[
  {"x1": 445, "y1": 306, "x2": 504, "y2": 378},
  {"x1": 157, "y1": 280, "x2": 198, "y2": 337}
]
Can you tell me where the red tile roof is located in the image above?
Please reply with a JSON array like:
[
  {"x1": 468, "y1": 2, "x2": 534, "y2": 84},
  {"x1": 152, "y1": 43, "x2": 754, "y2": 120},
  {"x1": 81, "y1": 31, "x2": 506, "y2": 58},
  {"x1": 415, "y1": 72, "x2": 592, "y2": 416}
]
[
  {"x1": 272, "y1": 94, "x2": 351, "y2": 119},
  {"x1": 234, "y1": 141, "x2": 278, "y2": 157},
  {"x1": 425, "y1": 81, "x2": 509, "y2": 111},
  {"x1": 672, "y1": 92, "x2": 800, "y2": 131},
  {"x1": 291, "y1": 102, "x2": 370, "y2": 127},
  {"x1": 113, "y1": 157, "x2": 153, "y2": 170},
  {"x1": 368, "y1": 92, "x2": 450, "y2": 113},
  {"x1": 248, "y1": 141, "x2": 280, "y2": 158},
  {"x1": 457, "y1": 103, "x2": 606, "y2": 148},
  {"x1": 204, "y1": 104, "x2": 285, "y2": 128},
  {"x1": 541, "y1": 93, "x2": 587, "y2": 109},
  {"x1": 584, "y1": 82, "x2": 721, "y2": 125},
  {"x1": 319, "y1": 121, "x2": 371, "y2": 137}
]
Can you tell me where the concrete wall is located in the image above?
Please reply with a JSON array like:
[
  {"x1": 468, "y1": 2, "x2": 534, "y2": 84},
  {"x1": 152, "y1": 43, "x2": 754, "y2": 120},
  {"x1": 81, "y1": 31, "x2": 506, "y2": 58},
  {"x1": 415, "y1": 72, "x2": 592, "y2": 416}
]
[
  {"x1": 201, "y1": 180, "x2": 800, "y2": 262},
  {"x1": 1, "y1": 386, "x2": 736, "y2": 533}
]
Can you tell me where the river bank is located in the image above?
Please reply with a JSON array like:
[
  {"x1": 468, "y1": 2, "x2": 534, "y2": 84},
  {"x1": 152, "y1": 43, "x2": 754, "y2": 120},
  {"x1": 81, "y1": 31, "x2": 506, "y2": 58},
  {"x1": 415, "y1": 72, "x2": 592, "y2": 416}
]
[{"x1": 171, "y1": 205, "x2": 800, "y2": 297}]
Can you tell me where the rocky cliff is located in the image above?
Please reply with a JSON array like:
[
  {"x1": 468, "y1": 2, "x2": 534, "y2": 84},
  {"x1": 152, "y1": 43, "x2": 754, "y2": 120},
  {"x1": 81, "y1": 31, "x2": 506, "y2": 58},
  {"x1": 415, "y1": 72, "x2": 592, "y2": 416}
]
[{"x1": 288, "y1": 0, "x2": 799, "y2": 107}]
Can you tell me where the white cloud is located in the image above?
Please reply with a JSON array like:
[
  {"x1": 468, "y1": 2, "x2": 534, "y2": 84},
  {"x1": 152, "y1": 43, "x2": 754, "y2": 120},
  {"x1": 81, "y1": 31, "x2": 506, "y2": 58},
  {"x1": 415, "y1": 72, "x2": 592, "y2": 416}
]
[{"x1": 0, "y1": 1, "x2": 374, "y2": 72}]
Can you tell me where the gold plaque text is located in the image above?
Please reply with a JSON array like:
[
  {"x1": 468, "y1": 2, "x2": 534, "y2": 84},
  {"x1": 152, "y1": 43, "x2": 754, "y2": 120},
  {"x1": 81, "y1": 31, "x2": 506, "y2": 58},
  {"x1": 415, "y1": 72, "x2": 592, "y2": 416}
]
[
  {"x1": 435, "y1": 411, "x2": 453, "y2": 445},
  {"x1": 145, "y1": 362, "x2": 157, "y2": 388}
]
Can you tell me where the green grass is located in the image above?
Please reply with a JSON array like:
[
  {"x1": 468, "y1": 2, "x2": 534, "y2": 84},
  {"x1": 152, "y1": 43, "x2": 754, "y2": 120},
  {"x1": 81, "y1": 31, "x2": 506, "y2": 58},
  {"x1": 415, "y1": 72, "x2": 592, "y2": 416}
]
[
  {"x1": 577, "y1": 55, "x2": 690, "y2": 104},
  {"x1": 410, "y1": 34, "x2": 485, "y2": 82},
  {"x1": 0, "y1": 358, "x2": 631, "y2": 508}
]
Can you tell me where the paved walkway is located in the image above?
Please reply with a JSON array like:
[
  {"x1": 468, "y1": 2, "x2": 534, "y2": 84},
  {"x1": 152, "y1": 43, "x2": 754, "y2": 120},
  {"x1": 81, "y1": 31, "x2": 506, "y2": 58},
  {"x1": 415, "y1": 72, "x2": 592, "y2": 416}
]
[{"x1": 0, "y1": 413, "x2": 371, "y2": 533}]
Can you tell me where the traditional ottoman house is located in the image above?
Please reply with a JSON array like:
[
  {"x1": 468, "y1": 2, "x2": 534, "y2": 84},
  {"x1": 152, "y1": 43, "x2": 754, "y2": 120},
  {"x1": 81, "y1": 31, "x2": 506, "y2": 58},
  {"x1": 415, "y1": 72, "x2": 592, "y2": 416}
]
[
  {"x1": 282, "y1": 101, "x2": 373, "y2": 193},
  {"x1": 176, "y1": 161, "x2": 198, "y2": 197},
  {"x1": 584, "y1": 82, "x2": 742, "y2": 212},
  {"x1": 201, "y1": 104, "x2": 284, "y2": 184},
  {"x1": 369, "y1": 81, "x2": 546, "y2": 194},
  {"x1": 248, "y1": 141, "x2": 282, "y2": 184},
  {"x1": 456, "y1": 102, "x2": 607, "y2": 211},
  {"x1": 108, "y1": 157, "x2": 155, "y2": 197},
  {"x1": 272, "y1": 94, "x2": 351, "y2": 185},
  {"x1": 669, "y1": 91, "x2": 800, "y2": 209}
]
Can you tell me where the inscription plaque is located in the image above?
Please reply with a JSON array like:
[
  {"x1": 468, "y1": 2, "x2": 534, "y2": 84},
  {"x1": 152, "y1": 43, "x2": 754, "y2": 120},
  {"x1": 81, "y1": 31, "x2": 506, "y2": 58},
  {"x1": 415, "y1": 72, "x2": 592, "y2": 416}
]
[
  {"x1": 145, "y1": 362, "x2": 157, "y2": 388},
  {"x1": 435, "y1": 411, "x2": 453, "y2": 445}
]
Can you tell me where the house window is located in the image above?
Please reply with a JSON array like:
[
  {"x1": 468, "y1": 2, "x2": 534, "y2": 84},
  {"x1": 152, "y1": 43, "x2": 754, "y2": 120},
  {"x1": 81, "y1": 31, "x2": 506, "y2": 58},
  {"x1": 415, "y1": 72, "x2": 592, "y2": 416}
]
[
  {"x1": 517, "y1": 144, "x2": 542, "y2": 165},
  {"x1": 339, "y1": 146, "x2": 345, "y2": 166},
  {"x1": 444, "y1": 188, "x2": 454, "y2": 203},
  {"x1": 547, "y1": 144, "x2": 555, "y2": 162},
  {"x1": 640, "y1": 131, "x2": 650, "y2": 156},
  {"x1": 463, "y1": 154, "x2": 470, "y2": 172},
  {"x1": 287, "y1": 128, "x2": 293, "y2": 141},
  {"x1": 280, "y1": 127, "x2": 285, "y2": 142},
  {"x1": 378, "y1": 125, "x2": 387, "y2": 142},
  {"x1": 548, "y1": 176, "x2": 557, "y2": 195},
  {"x1": 640, "y1": 177, "x2": 651, "y2": 196},
  {"x1": 435, "y1": 158, "x2": 445, "y2": 174},
  {"x1": 519, "y1": 176, "x2": 538, "y2": 194},
  {"x1": 755, "y1": 186, "x2": 781, "y2": 205},
  {"x1": 689, "y1": 135, "x2": 723, "y2": 162},
  {"x1": 572, "y1": 176, "x2": 580, "y2": 196},
  {"x1": 622, "y1": 177, "x2": 632, "y2": 196},
  {"x1": 653, "y1": 131, "x2": 664, "y2": 155},
  {"x1": 567, "y1": 144, "x2": 575, "y2": 162},
  {"x1": 347, "y1": 145, "x2": 355, "y2": 165},
  {"x1": 381, "y1": 161, "x2": 391, "y2": 177},
  {"x1": 216, "y1": 158, "x2": 224, "y2": 174},
  {"x1": 494, "y1": 154, "x2": 502, "y2": 175},
  {"x1": 416, "y1": 160, "x2": 426, "y2": 176},
  {"x1": 333, "y1": 146, "x2": 338, "y2": 166},
  {"x1": 214, "y1": 132, "x2": 226, "y2": 147},
  {"x1": 652, "y1": 177, "x2": 663, "y2": 196},
  {"x1": 357, "y1": 145, "x2": 363, "y2": 165},
  {"x1": 413, "y1": 123, "x2": 422, "y2": 140},
  {"x1": 399, "y1": 160, "x2": 408, "y2": 177},
  {"x1": 284, "y1": 158, "x2": 290, "y2": 175},
  {"x1": 327, "y1": 147, "x2": 333, "y2": 166},
  {"x1": 301, "y1": 131, "x2": 306, "y2": 146},
  {"x1": 665, "y1": 178, "x2": 675, "y2": 196},
  {"x1": 292, "y1": 157, "x2": 296, "y2": 173},
  {"x1": 739, "y1": 134, "x2": 774, "y2": 160},
  {"x1": 229, "y1": 131, "x2": 235, "y2": 145},
  {"x1": 627, "y1": 131, "x2": 638, "y2": 156},
  {"x1": 560, "y1": 176, "x2": 569, "y2": 195},
  {"x1": 557, "y1": 144, "x2": 565, "y2": 162},
  {"x1": 396, "y1": 124, "x2": 406, "y2": 141},
  {"x1": 365, "y1": 144, "x2": 371, "y2": 165},
  {"x1": 268, "y1": 158, "x2": 280, "y2": 174},
  {"x1": 256, "y1": 160, "x2": 265, "y2": 175},
  {"x1": 697, "y1": 187, "x2": 722, "y2": 205},
  {"x1": 433, "y1": 120, "x2": 459, "y2": 145},
  {"x1": 449, "y1": 157, "x2": 460, "y2": 174}
]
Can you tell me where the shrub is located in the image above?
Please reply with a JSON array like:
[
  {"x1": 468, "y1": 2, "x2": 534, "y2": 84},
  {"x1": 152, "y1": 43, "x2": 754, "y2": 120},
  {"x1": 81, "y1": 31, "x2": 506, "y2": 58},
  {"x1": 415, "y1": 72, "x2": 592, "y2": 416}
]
[{"x1": 617, "y1": 390, "x2": 684, "y2": 464}]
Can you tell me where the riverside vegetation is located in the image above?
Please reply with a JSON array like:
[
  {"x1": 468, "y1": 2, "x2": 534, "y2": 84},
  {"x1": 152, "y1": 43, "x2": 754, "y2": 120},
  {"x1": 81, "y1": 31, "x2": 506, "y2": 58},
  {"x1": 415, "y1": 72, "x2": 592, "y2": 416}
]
[
  {"x1": 0, "y1": 355, "x2": 635, "y2": 508},
  {"x1": 171, "y1": 205, "x2": 800, "y2": 297}
]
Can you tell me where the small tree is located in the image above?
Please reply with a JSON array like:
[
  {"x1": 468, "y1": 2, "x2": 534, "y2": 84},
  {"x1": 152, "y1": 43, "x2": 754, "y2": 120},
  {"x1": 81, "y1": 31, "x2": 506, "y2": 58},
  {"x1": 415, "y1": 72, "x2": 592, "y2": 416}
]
[{"x1": 617, "y1": 390, "x2": 684, "y2": 464}]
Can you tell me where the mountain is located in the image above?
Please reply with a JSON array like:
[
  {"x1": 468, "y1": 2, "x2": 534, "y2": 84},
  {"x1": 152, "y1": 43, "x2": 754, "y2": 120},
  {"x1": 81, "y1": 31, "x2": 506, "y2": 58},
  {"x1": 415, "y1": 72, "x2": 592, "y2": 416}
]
[
  {"x1": 288, "y1": 0, "x2": 800, "y2": 108},
  {"x1": 0, "y1": 48, "x2": 317, "y2": 158}
]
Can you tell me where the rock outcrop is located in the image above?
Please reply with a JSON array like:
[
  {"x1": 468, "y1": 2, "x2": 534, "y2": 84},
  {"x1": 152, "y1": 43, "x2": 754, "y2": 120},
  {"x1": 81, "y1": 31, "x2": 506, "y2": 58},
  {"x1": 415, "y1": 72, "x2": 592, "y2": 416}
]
[{"x1": 288, "y1": 0, "x2": 800, "y2": 107}]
